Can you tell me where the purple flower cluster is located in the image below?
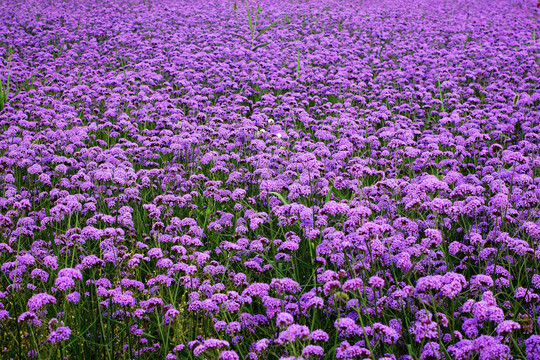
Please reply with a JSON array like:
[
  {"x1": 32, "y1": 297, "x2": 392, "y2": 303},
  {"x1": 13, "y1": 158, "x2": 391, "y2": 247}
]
[{"x1": 0, "y1": 0, "x2": 540, "y2": 358}]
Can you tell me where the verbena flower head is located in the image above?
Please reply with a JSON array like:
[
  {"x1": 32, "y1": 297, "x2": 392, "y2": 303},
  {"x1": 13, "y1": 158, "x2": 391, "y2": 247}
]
[{"x1": 48, "y1": 326, "x2": 71, "y2": 343}]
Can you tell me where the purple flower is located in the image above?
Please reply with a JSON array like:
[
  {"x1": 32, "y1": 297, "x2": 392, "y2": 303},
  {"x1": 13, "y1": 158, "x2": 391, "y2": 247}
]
[
  {"x1": 48, "y1": 326, "x2": 71, "y2": 343},
  {"x1": 110, "y1": 290, "x2": 136, "y2": 307},
  {"x1": 30, "y1": 269, "x2": 49, "y2": 282},
  {"x1": 276, "y1": 312, "x2": 294, "y2": 329},
  {"x1": 226, "y1": 322, "x2": 241, "y2": 335},
  {"x1": 496, "y1": 320, "x2": 520, "y2": 336},
  {"x1": 368, "y1": 276, "x2": 385, "y2": 288},
  {"x1": 276, "y1": 324, "x2": 310, "y2": 344},
  {"x1": 55, "y1": 277, "x2": 75, "y2": 291},
  {"x1": 334, "y1": 318, "x2": 360, "y2": 338},
  {"x1": 173, "y1": 344, "x2": 185, "y2": 352},
  {"x1": 66, "y1": 292, "x2": 81, "y2": 303},
  {"x1": 253, "y1": 338, "x2": 270, "y2": 353},
  {"x1": 28, "y1": 293, "x2": 56, "y2": 311},
  {"x1": 526, "y1": 335, "x2": 540, "y2": 360},
  {"x1": 220, "y1": 350, "x2": 239, "y2": 360},
  {"x1": 335, "y1": 341, "x2": 370, "y2": 359},
  {"x1": 448, "y1": 340, "x2": 474, "y2": 360},
  {"x1": 18, "y1": 311, "x2": 42, "y2": 327},
  {"x1": 342, "y1": 277, "x2": 363, "y2": 291},
  {"x1": 43, "y1": 255, "x2": 58, "y2": 270},
  {"x1": 17, "y1": 254, "x2": 35, "y2": 266},
  {"x1": 373, "y1": 323, "x2": 400, "y2": 344},
  {"x1": 303, "y1": 345, "x2": 325, "y2": 357},
  {"x1": 473, "y1": 335, "x2": 511, "y2": 360},
  {"x1": 148, "y1": 248, "x2": 164, "y2": 258},
  {"x1": 310, "y1": 329, "x2": 329, "y2": 342},
  {"x1": 27, "y1": 164, "x2": 42, "y2": 174},
  {"x1": 420, "y1": 342, "x2": 440, "y2": 360},
  {"x1": 81, "y1": 255, "x2": 105, "y2": 269},
  {"x1": 472, "y1": 301, "x2": 490, "y2": 322}
]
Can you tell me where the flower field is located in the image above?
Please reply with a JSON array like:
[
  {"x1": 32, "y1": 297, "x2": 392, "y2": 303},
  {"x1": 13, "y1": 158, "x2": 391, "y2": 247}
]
[{"x1": 0, "y1": 0, "x2": 540, "y2": 359}]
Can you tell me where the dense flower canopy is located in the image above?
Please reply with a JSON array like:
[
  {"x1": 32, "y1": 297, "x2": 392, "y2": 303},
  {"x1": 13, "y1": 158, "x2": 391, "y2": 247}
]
[{"x1": 0, "y1": 0, "x2": 539, "y2": 359}]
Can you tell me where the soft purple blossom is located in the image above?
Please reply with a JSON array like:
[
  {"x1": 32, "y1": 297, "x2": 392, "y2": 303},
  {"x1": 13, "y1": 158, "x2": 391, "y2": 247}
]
[{"x1": 48, "y1": 326, "x2": 71, "y2": 343}]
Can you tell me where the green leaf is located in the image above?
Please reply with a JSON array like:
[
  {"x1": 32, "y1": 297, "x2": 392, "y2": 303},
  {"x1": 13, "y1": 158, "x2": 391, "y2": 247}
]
[
  {"x1": 246, "y1": 2, "x2": 253, "y2": 40},
  {"x1": 270, "y1": 191, "x2": 288, "y2": 205},
  {"x1": 296, "y1": 49, "x2": 301, "y2": 79},
  {"x1": 252, "y1": 41, "x2": 272, "y2": 51},
  {"x1": 229, "y1": 32, "x2": 250, "y2": 43},
  {"x1": 103, "y1": 316, "x2": 159, "y2": 340},
  {"x1": 463, "y1": 32, "x2": 471, "y2": 50},
  {"x1": 325, "y1": 185, "x2": 334, "y2": 203},
  {"x1": 254, "y1": 20, "x2": 280, "y2": 40}
]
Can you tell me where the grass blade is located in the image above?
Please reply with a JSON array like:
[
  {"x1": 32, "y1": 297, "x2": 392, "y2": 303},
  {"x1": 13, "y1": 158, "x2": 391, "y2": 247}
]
[
  {"x1": 1, "y1": 51, "x2": 12, "y2": 111},
  {"x1": 254, "y1": 20, "x2": 280, "y2": 40},
  {"x1": 463, "y1": 32, "x2": 471, "y2": 50},
  {"x1": 252, "y1": 41, "x2": 272, "y2": 51},
  {"x1": 0, "y1": 79, "x2": 4, "y2": 110},
  {"x1": 246, "y1": 1, "x2": 253, "y2": 41},
  {"x1": 229, "y1": 32, "x2": 250, "y2": 43},
  {"x1": 325, "y1": 185, "x2": 334, "y2": 203},
  {"x1": 270, "y1": 191, "x2": 288, "y2": 205},
  {"x1": 296, "y1": 49, "x2": 301, "y2": 79}
]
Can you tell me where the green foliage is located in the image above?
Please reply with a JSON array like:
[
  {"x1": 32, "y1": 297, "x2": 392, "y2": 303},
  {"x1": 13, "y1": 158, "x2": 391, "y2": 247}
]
[
  {"x1": 0, "y1": 47, "x2": 13, "y2": 111},
  {"x1": 229, "y1": 1, "x2": 281, "y2": 51}
]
